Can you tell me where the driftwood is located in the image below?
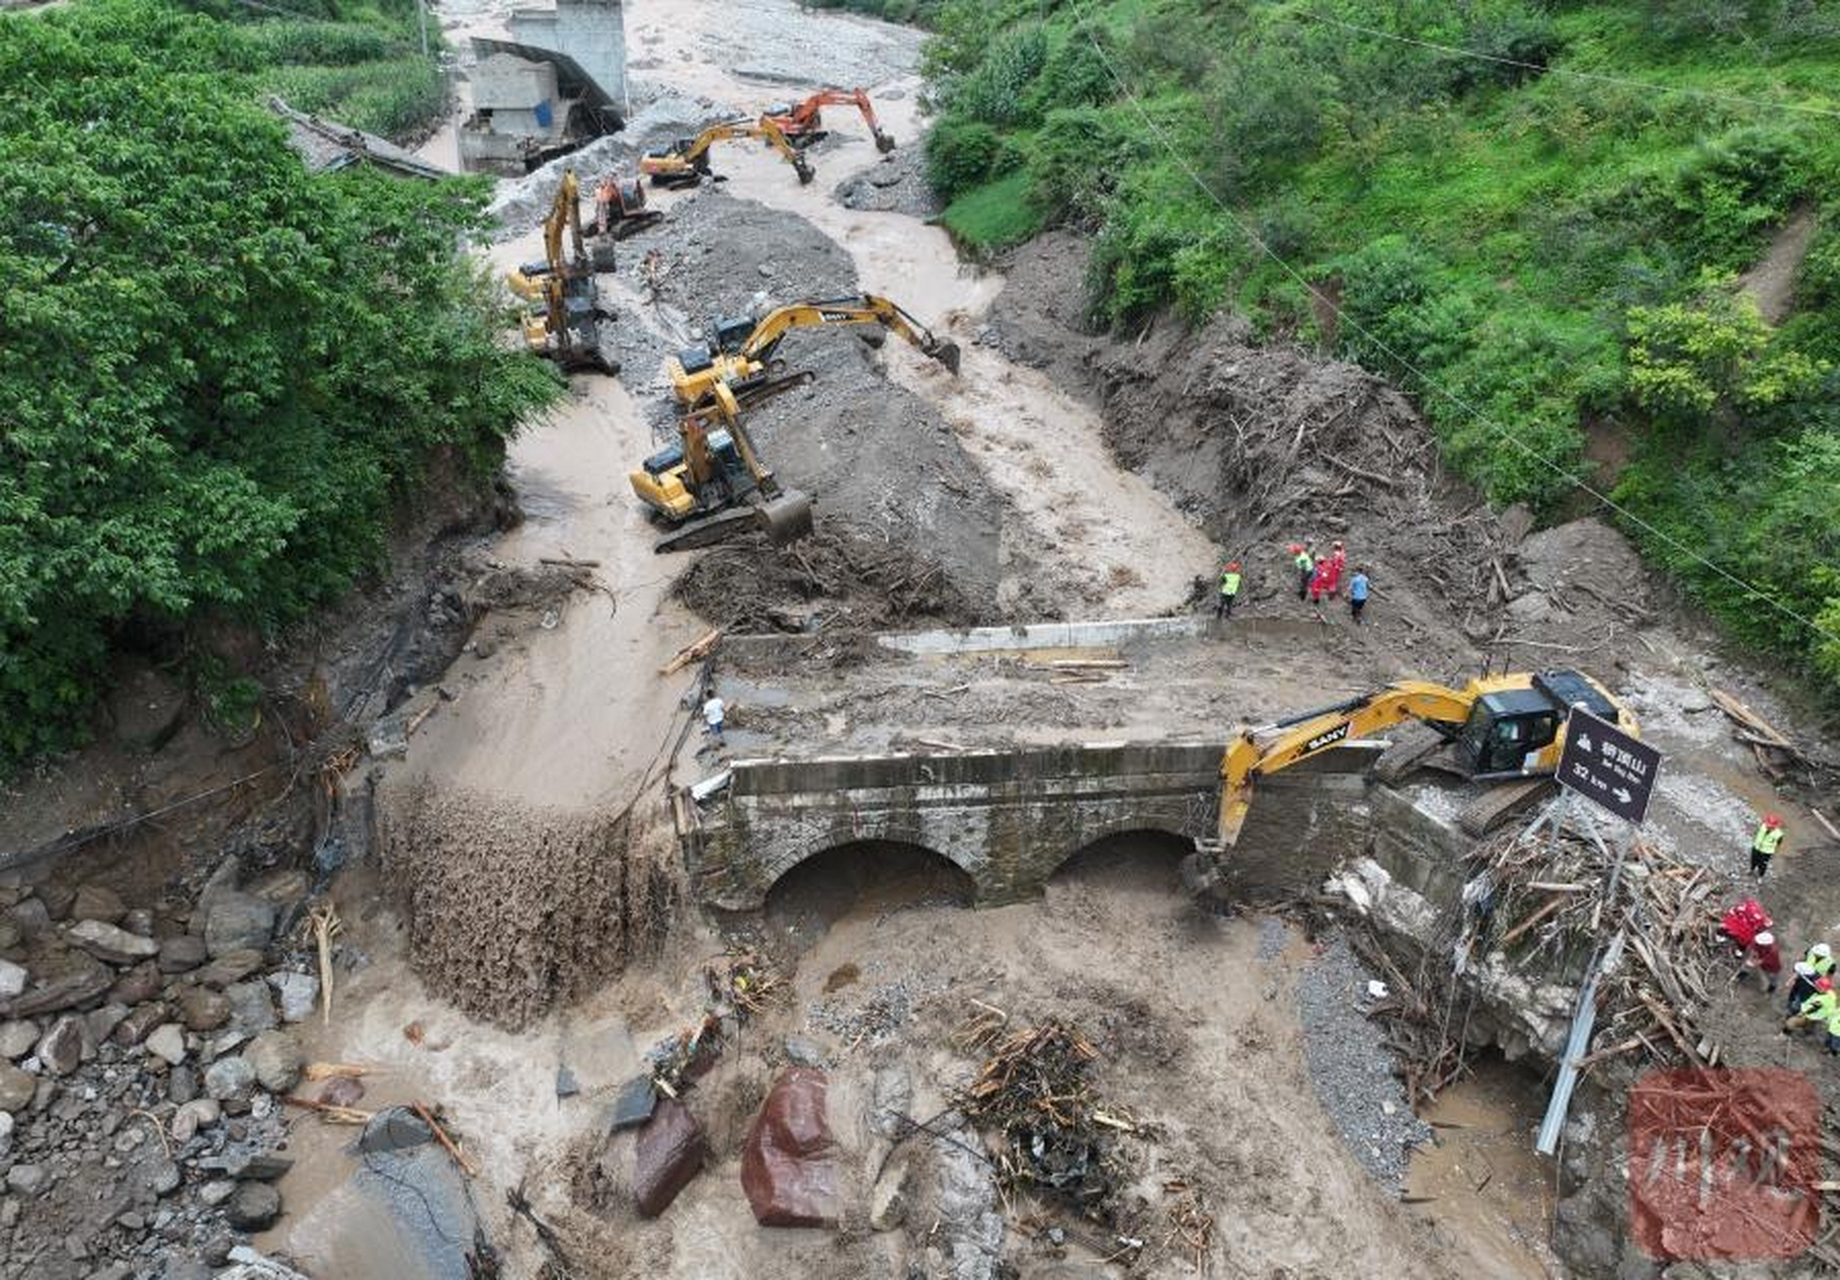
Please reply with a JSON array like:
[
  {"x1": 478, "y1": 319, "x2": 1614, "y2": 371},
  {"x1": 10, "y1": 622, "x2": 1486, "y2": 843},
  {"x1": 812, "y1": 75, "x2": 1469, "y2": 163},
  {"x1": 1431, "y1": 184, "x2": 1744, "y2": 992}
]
[
  {"x1": 412, "y1": 1101, "x2": 480, "y2": 1178},
  {"x1": 660, "y1": 628, "x2": 722, "y2": 675}
]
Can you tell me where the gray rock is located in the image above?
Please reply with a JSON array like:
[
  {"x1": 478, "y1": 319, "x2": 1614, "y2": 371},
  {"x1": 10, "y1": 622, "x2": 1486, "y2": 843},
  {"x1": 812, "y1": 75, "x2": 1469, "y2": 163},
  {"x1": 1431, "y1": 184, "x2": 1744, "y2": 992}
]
[
  {"x1": 163, "y1": 1258, "x2": 212, "y2": 1280},
  {"x1": 223, "y1": 981, "x2": 276, "y2": 1035},
  {"x1": 193, "y1": 949, "x2": 265, "y2": 989},
  {"x1": 0, "y1": 1019, "x2": 37, "y2": 1059},
  {"x1": 360, "y1": 1107, "x2": 434, "y2": 1154},
  {"x1": 199, "y1": 1150, "x2": 293, "y2": 1181},
  {"x1": 70, "y1": 884, "x2": 126, "y2": 924},
  {"x1": 608, "y1": 1074, "x2": 658, "y2": 1131},
  {"x1": 37, "y1": 1014, "x2": 83, "y2": 1075},
  {"x1": 36, "y1": 883, "x2": 75, "y2": 920},
  {"x1": 0, "y1": 959, "x2": 25, "y2": 1000},
  {"x1": 178, "y1": 986, "x2": 232, "y2": 1033},
  {"x1": 65, "y1": 918, "x2": 160, "y2": 964},
  {"x1": 113, "y1": 1002, "x2": 170, "y2": 1047},
  {"x1": 0, "y1": 1107, "x2": 12, "y2": 1155},
  {"x1": 107, "y1": 960, "x2": 162, "y2": 1006},
  {"x1": 170, "y1": 1098, "x2": 221, "y2": 1144},
  {"x1": 203, "y1": 1054, "x2": 256, "y2": 1101},
  {"x1": 202, "y1": 893, "x2": 275, "y2": 959},
  {"x1": 84, "y1": 1003, "x2": 130, "y2": 1047},
  {"x1": 869, "y1": 1062, "x2": 912, "y2": 1140},
  {"x1": 244, "y1": 1029, "x2": 300, "y2": 1093},
  {"x1": 197, "y1": 1178, "x2": 237, "y2": 1207},
  {"x1": 145, "y1": 1023, "x2": 187, "y2": 1067},
  {"x1": 147, "y1": 1158, "x2": 182, "y2": 1196},
  {"x1": 267, "y1": 972, "x2": 318, "y2": 1024},
  {"x1": 869, "y1": 1156, "x2": 909, "y2": 1231},
  {"x1": 226, "y1": 1181, "x2": 281, "y2": 1231},
  {"x1": 169, "y1": 1063, "x2": 199, "y2": 1105},
  {"x1": 157, "y1": 935, "x2": 207, "y2": 974},
  {"x1": 121, "y1": 907, "x2": 154, "y2": 936},
  {"x1": 5, "y1": 1163, "x2": 44, "y2": 1196},
  {"x1": 7, "y1": 896, "x2": 51, "y2": 938},
  {"x1": 784, "y1": 1036, "x2": 825, "y2": 1067},
  {"x1": 0, "y1": 1062, "x2": 33, "y2": 1112},
  {"x1": 0, "y1": 919, "x2": 16, "y2": 948}
]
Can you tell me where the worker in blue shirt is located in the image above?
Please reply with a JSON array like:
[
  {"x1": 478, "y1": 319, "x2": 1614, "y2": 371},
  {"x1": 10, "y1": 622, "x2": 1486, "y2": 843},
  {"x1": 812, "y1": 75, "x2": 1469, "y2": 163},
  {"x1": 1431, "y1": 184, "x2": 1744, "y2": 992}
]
[{"x1": 1349, "y1": 568, "x2": 1370, "y2": 624}]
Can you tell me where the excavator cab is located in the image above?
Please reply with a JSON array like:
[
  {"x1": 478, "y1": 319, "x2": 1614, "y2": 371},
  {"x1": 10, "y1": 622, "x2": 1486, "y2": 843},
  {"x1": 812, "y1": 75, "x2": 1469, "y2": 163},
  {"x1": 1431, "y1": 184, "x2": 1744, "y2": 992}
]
[
  {"x1": 711, "y1": 315, "x2": 757, "y2": 355},
  {"x1": 1453, "y1": 690, "x2": 1563, "y2": 776}
]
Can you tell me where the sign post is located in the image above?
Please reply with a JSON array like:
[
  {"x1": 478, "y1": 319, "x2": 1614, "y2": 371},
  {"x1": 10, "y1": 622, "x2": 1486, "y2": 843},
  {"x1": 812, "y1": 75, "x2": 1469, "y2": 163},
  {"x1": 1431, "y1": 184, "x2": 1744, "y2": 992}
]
[{"x1": 1536, "y1": 709, "x2": 1663, "y2": 1156}]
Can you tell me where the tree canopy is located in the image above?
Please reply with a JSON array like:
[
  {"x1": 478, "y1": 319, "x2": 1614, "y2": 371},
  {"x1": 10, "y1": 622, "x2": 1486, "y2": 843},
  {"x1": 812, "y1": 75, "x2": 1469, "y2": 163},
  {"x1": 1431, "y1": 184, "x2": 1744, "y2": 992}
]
[{"x1": 0, "y1": 0, "x2": 558, "y2": 761}]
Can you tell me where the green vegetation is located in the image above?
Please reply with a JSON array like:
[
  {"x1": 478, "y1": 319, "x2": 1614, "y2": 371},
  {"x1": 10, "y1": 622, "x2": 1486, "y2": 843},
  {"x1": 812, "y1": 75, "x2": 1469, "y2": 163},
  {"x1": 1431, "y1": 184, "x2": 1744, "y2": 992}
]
[
  {"x1": 922, "y1": 0, "x2": 1840, "y2": 693},
  {"x1": 798, "y1": 0, "x2": 944, "y2": 24},
  {"x1": 183, "y1": 0, "x2": 446, "y2": 140},
  {"x1": 0, "y1": 0, "x2": 559, "y2": 763}
]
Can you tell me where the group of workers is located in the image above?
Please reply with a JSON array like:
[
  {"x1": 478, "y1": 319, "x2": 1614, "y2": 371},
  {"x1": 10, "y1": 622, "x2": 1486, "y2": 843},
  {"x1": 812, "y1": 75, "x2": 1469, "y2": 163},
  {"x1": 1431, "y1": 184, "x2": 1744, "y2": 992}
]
[
  {"x1": 1722, "y1": 894, "x2": 1840, "y2": 1052},
  {"x1": 1214, "y1": 541, "x2": 1371, "y2": 622}
]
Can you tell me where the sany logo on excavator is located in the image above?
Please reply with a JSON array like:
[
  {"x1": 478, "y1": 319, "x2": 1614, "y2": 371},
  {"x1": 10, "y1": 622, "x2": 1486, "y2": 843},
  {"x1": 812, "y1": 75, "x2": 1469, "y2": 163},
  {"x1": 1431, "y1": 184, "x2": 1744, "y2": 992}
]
[{"x1": 1304, "y1": 723, "x2": 1351, "y2": 753}]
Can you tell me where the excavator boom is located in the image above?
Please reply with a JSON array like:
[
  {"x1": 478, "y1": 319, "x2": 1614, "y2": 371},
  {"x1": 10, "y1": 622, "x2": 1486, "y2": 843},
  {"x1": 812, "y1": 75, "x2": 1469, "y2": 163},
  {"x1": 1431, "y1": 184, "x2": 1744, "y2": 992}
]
[
  {"x1": 639, "y1": 117, "x2": 814, "y2": 187},
  {"x1": 768, "y1": 87, "x2": 895, "y2": 153},
  {"x1": 1216, "y1": 681, "x2": 1476, "y2": 846}
]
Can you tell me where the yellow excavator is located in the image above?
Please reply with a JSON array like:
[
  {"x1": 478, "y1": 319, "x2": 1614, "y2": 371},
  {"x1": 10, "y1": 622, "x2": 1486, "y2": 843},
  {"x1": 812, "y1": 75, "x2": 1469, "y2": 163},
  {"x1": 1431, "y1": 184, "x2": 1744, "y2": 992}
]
[
  {"x1": 667, "y1": 294, "x2": 961, "y2": 411},
  {"x1": 505, "y1": 169, "x2": 615, "y2": 373},
  {"x1": 629, "y1": 382, "x2": 815, "y2": 552},
  {"x1": 639, "y1": 117, "x2": 814, "y2": 188},
  {"x1": 1204, "y1": 668, "x2": 1638, "y2": 857}
]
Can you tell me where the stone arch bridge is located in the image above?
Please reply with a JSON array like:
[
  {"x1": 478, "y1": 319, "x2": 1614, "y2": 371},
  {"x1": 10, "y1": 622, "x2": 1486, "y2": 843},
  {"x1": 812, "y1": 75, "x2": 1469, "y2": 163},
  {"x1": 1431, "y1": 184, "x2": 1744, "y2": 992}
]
[{"x1": 684, "y1": 740, "x2": 1379, "y2": 911}]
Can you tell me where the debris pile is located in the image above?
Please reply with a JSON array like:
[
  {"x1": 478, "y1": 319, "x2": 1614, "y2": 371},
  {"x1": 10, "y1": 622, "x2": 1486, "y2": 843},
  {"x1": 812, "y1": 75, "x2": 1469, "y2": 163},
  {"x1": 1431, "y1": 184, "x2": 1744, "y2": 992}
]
[
  {"x1": 956, "y1": 1019, "x2": 1132, "y2": 1218},
  {"x1": 1463, "y1": 818, "x2": 1730, "y2": 1069}
]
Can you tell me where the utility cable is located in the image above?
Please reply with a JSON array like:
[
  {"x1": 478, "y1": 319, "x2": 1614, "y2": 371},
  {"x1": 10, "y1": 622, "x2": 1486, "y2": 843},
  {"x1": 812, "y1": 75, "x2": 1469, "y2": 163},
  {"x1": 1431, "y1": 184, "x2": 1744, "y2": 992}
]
[
  {"x1": 1067, "y1": 1, "x2": 1840, "y2": 653},
  {"x1": 1292, "y1": 9, "x2": 1840, "y2": 123}
]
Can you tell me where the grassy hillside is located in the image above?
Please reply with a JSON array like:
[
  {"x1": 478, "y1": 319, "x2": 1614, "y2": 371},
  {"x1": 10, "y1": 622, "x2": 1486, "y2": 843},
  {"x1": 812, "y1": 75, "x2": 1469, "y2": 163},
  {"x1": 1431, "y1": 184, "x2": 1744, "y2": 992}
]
[
  {"x1": 182, "y1": 0, "x2": 446, "y2": 140},
  {"x1": 922, "y1": 0, "x2": 1840, "y2": 690}
]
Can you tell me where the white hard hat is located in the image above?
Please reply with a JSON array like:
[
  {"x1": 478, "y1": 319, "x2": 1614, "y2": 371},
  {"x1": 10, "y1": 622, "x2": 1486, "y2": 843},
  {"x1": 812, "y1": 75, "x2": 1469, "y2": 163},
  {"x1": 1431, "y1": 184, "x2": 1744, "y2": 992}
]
[
  {"x1": 1756, "y1": 931, "x2": 1774, "y2": 946},
  {"x1": 1815, "y1": 944, "x2": 1832, "y2": 959}
]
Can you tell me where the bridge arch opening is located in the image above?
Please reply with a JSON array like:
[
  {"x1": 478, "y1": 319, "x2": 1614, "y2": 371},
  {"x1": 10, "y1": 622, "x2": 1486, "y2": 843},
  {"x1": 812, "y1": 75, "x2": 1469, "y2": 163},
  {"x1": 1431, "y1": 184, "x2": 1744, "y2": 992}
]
[
  {"x1": 1048, "y1": 830, "x2": 1192, "y2": 896},
  {"x1": 765, "y1": 839, "x2": 975, "y2": 937}
]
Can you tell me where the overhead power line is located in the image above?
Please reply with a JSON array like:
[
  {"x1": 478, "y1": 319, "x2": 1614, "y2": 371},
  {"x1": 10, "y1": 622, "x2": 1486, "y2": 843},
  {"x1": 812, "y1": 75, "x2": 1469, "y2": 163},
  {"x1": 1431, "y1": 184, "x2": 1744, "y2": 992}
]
[{"x1": 1067, "y1": 0, "x2": 1840, "y2": 653}]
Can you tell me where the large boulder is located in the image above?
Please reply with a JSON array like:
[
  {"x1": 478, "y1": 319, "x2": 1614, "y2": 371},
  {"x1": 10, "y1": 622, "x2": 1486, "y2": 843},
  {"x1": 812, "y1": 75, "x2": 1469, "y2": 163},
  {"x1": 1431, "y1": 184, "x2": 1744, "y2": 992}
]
[
  {"x1": 634, "y1": 1097, "x2": 706, "y2": 1218},
  {"x1": 107, "y1": 960, "x2": 163, "y2": 1006},
  {"x1": 202, "y1": 893, "x2": 275, "y2": 959},
  {"x1": 740, "y1": 1067, "x2": 840, "y2": 1227},
  {"x1": 158, "y1": 935, "x2": 208, "y2": 974},
  {"x1": 178, "y1": 986, "x2": 232, "y2": 1033},
  {"x1": 0, "y1": 1020, "x2": 36, "y2": 1060},
  {"x1": 0, "y1": 959, "x2": 25, "y2": 1000},
  {"x1": 67, "y1": 919, "x2": 160, "y2": 965},
  {"x1": 6, "y1": 957, "x2": 110, "y2": 1017}
]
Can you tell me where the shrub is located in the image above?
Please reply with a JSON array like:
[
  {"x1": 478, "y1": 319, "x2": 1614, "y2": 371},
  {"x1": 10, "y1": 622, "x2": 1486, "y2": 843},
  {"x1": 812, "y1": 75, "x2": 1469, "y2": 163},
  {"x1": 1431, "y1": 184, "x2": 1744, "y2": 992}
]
[
  {"x1": 1024, "y1": 105, "x2": 1145, "y2": 226},
  {"x1": 942, "y1": 23, "x2": 1050, "y2": 127},
  {"x1": 1626, "y1": 291, "x2": 1829, "y2": 423},
  {"x1": 925, "y1": 117, "x2": 1006, "y2": 199}
]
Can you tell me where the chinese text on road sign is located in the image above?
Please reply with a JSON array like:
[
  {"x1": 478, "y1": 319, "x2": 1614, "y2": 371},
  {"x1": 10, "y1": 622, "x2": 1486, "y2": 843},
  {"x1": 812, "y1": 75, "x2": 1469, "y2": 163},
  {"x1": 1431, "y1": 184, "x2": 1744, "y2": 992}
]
[{"x1": 1558, "y1": 708, "x2": 1660, "y2": 825}]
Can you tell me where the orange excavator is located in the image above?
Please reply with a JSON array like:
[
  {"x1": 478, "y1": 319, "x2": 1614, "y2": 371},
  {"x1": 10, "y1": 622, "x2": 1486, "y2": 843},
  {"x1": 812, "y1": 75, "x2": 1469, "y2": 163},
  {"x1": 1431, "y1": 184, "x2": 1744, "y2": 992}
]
[
  {"x1": 587, "y1": 172, "x2": 664, "y2": 241},
  {"x1": 765, "y1": 87, "x2": 895, "y2": 153}
]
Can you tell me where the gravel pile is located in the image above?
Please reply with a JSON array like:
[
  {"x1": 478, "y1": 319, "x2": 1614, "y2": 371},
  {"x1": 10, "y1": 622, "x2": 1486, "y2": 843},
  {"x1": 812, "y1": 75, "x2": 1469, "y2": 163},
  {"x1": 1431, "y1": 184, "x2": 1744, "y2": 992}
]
[
  {"x1": 1293, "y1": 937, "x2": 1431, "y2": 1190},
  {"x1": 806, "y1": 972, "x2": 947, "y2": 1049},
  {"x1": 832, "y1": 142, "x2": 941, "y2": 219}
]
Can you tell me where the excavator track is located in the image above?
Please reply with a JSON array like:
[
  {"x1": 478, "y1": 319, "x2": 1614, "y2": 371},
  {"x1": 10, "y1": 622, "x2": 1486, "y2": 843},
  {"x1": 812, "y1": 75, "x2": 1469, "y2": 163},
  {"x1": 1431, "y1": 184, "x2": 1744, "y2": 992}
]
[
  {"x1": 1458, "y1": 777, "x2": 1556, "y2": 837},
  {"x1": 652, "y1": 490, "x2": 813, "y2": 554}
]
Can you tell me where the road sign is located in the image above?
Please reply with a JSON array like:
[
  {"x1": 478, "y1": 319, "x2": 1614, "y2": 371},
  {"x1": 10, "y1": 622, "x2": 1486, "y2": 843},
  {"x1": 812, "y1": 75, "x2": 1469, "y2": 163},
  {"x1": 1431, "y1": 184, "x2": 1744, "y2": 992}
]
[{"x1": 1557, "y1": 708, "x2": 1661, "y2": 825}]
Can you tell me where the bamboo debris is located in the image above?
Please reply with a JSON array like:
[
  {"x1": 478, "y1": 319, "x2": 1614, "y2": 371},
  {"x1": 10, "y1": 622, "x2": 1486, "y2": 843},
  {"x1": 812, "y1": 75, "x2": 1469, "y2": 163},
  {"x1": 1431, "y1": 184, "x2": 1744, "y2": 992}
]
[
  {"x1": 1466, "y1": 816, "x2": 1728, "y2": 1071},
  {"x1": 660, "y1": 628, "x2": 722, "y2": 675},
  {"x1": 1709, "y1": 686, "x2": 1810, "y2": 777}
]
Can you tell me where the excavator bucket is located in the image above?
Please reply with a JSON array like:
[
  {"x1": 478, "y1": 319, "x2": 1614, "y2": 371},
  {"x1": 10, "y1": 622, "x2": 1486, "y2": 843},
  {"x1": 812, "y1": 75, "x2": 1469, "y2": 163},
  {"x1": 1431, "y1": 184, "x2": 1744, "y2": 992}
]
[
  {"x1": 755, "y1": 490, "x2": 814, "y2": 545},
  {"x1": 930, "y1": 339, "x2": 962, "y2": 376},
  {"x1": 873, "y1": 129, "x2": 896, "y2": 154},
  {"x1": 793, "y1": 156, "x2": 815, "y2": 186}
]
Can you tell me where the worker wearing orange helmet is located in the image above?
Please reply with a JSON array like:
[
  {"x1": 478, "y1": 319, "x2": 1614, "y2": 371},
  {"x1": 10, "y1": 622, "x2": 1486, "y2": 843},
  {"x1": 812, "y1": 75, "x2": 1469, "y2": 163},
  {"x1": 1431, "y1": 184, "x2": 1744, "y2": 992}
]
[
  {"x1": 1751, "y1": 813, "x2": 1786, "y2": 880},
  {"x1": 1216, "y1": 561, "x2": 1242, "y2": 620}
]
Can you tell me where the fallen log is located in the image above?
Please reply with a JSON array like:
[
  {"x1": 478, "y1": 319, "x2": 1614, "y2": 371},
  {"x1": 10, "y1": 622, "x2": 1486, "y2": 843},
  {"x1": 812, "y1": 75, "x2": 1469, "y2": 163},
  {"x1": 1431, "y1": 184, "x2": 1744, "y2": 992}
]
[{"x1": 660, "y1": 628, "x2": 722, "y2": 676}]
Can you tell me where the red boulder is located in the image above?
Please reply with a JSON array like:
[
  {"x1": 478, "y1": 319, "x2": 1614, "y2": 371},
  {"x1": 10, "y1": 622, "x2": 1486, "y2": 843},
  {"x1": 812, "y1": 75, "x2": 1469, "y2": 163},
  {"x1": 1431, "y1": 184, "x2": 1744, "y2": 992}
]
[
  {"x1": 740, "y1": 1066, "x2": 839, "y2": 1227},
  {"x1": 634, "y1": 1097, "x2": 706, "y2": 1218}
]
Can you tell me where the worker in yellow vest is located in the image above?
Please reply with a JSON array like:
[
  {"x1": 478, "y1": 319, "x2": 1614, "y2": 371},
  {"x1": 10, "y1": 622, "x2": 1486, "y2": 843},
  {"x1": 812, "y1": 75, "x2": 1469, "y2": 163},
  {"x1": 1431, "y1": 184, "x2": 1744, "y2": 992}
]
[
  {"x1": 1750, "y1": 814, "x2": 1785, "y2": 880},
  {"x1": 1785, "y1": 976, "x2": 1836, "y2": 1037},
  {"x1": 1289, "y1": 544, "x2": 1314, "y2": 601},
  {"x1": 1786, "y1": 942, "x2": 1834, "y2": 1012},
  {"x1": 1216, "y1": 562, "x2": 1242, "y2": 620}
]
